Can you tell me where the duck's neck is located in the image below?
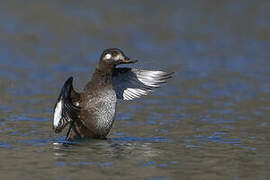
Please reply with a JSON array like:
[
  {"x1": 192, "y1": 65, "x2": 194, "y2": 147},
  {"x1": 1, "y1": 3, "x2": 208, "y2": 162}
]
[{"x1": 85, "y1": 62, "x2": 115, "y2": 90}]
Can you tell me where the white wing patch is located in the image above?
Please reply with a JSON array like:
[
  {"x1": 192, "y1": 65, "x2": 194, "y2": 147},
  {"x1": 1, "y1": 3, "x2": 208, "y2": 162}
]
[
  {"x1": 53, "y1": 99, "x2": 63, "y2": 128},
  {"x1": 137, "y1": 71, "x2": 167, "y2": 87},
  {"x1": 123, "y1": 88, "x2": 149, "y2": 100},
  {"x1": 113, "y1": 68, "x2": 173, "y2": 101}
]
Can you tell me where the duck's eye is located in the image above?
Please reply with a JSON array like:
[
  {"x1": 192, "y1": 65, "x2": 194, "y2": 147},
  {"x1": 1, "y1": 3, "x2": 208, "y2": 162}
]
[{"x1": 104, "y1": 53, "x2": 112, "y2": 60}]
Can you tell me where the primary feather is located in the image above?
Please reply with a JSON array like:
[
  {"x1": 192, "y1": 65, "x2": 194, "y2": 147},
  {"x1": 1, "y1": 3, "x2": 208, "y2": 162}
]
[{"x1": 113, "y1": 68, "x2": 173, "y2": 100}]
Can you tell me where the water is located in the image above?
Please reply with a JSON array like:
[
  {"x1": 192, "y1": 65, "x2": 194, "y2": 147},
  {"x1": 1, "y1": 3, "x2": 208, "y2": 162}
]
[{"x1": 1, "y1": 0, "x2": 270, "y2": 179}]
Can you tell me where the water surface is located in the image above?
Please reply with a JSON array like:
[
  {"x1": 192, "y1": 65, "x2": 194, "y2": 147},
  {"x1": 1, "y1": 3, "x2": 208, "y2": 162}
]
[{"x1": 0, "y1": 1, "x2": 270, "y2": 179}]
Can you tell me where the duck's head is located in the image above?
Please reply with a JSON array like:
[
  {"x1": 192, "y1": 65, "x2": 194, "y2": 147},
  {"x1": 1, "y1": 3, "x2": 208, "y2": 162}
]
[{"x1": 99, "y1": 48, "x2": 138, "y2": 66}]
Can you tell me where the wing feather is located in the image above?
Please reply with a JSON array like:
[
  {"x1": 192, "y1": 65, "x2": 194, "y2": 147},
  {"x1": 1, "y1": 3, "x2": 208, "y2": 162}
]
[
  {"x1": 113, "y1": 68, "x2": 173, "y2": 100},
  {"x1": 53, "y1": 77, "x2": 80, "y2": 133}
]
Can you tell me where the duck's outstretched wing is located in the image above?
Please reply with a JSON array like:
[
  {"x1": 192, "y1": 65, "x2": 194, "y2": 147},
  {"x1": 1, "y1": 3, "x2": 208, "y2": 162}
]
[
  {"x1": 112, "y1": 68, "x2": 173, "y2": 100},
  {"x1": 53, "y1": 77, "x2": 81, "y2": 133}
]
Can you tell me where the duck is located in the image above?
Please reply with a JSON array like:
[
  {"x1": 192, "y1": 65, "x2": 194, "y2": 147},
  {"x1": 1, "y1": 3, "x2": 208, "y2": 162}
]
[{"x1": 52, "y1": 48, "x2": 173, "y2": 140}]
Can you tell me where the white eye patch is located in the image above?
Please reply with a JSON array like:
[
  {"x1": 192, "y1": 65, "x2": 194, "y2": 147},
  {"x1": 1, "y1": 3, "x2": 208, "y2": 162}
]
[
  {"x1": 104, "y1": 53, "x2": 112, "y2": 60},
  {"x1": 115, "y1": 54, "x2": 124, "y2": 61}
]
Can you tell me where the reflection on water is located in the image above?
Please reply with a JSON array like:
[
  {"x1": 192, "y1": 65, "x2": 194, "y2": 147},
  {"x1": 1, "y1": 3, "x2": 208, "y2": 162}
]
[
  {"x1": 52, "y1": 137, "x2": 161, "y2": 160},
  {"x1": 1, "y1": 0, "x2": 270, "y2": 179}
]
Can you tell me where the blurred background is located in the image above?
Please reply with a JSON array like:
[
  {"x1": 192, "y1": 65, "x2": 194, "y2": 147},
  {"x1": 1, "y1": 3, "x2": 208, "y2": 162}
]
[{"x1": 0, "y1": 0, "x2": 270, "y2": 179}]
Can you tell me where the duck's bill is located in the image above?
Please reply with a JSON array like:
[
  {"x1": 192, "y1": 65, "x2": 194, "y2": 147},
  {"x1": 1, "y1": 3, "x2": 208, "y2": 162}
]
[{"x1": 122, "y1": 58, "x2": 138, "y2": 64}]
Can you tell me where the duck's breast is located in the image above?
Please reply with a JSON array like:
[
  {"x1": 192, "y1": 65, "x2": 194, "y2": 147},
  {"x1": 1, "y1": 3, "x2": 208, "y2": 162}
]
[{"x1": 85, "y1": 88, "x2": 117, "y2": 135}]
